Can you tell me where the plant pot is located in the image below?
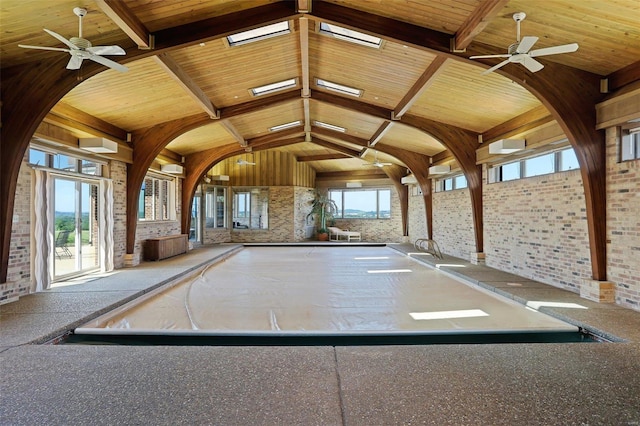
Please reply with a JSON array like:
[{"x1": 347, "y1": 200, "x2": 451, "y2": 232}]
[{"x1": 318, "y1": 232, "x2": 329, "y2": 241}]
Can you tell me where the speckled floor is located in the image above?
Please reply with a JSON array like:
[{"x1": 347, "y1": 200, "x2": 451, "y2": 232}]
[{"x1": 1, "y1": 243, "x2": 639, "y2": 425}]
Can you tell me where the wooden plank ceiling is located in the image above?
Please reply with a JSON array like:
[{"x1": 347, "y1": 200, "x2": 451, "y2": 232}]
[{"x1": 2, "y1": 0, "x2": 639, "y2": 176}]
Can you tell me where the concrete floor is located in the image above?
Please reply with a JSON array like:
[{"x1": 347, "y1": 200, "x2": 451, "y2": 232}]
[{"x1": 1, "y1": 243, "x2": 640, "y2": 425}]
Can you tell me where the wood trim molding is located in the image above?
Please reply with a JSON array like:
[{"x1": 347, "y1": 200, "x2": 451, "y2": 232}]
[
  {"x1": 482, "y1": 105, "x2": 553, "y2": 143},
  {"x1": 48, "y1": 103, "x2": 128, "y2": 141},
  {"x1": 393, "y1": 56, "x2": 447, "y2": 119},
  {"x1": 368, "y1": 121, "x2": 393, "y2": 147}
]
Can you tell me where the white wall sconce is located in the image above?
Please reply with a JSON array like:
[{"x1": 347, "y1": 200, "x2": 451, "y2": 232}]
[
  {"x1": 428, "y1": 165, "x2": 450, "y2": 174},
  {"x1": 161, "y1": 164, "x2": 184, "y2": 174},
  {"x1": 489, "y1": 139, "x2": 525, "y2": 154},
  {"x1": 79, "y1": 137, "x2": 118, "y2": 153}
]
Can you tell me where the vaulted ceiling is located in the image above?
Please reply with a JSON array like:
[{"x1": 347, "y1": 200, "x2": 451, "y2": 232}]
[{"x1": 2, "y1": 0, "x2": 638, "y2": 176}]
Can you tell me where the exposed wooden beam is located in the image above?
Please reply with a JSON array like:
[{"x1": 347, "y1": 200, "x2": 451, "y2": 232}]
[
  {"x1": 316, "y1": 169, "x2": 387, "y2": 180},
  {"x1": 246, "y1": 127, "x2": 305, "y2": 146},
  {"x1": 393, "y1": 57, "x2": 447, "y2": 119},
  {"x1": 606, "y1": 59, "x2": 640, "y2": 93},
  {"x1": 297, "y1": 0, "x2": 311, "y2": 13},
  {"x1": 47, "y1": 103, "x2": 128, "y2": 141},
  {"x1": 368, "y1": 121, "x2": 393, "y2": 147},
  {"x1": 482, "y1": 105, "x2": 553, "y2": 143},
  {"x1": 220, "y1": 90, "x2": 301, "y2": 119},
  {"x1": 299, "y1": 17, "x2": 310, "y2": 98},
  {"x1": 153, "y1": 53, "x2": 219, "y2": 119},
  {"x1": 453, "y1": 0, "x2": 509, "y2": 51},
  {"x1": 159, "y1": 148, "x2": 182, "y2": 163},
  {"x1": 311, "y1": 137, "x2": 362, "y2": 158},
  {"x1": 298, "y1": 153, "x2": 350, "y2": 162},
  {"x1": 432, "y1": 150, "x2": 452, "y2": 164},
  {"x1": 94, "y1": 0, "x2": 153, "y2": 49},
  {"x1": 219, "y1": 119, "x2": 246, "y2": 147}
]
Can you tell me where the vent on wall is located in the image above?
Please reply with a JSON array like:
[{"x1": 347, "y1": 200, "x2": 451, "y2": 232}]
[
  {"x1": 489, "y1": 139, "x2": 525, "y2": 154},
  {"x1": 428, "y1": 165, "x2": 450, "y2": 174},
  {"x1": 79, "y1": 137, "x2": 118, "y2": 153},
  {"x1": 161, "y1": 164, "x2": 184, "y2": 174}
]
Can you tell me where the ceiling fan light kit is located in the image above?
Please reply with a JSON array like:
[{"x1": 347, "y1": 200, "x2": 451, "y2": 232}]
[
  {"x1": 18, "y1": 8, "x2": 128, "y2": 73},
  {"x1": 489, "y1": 139, "x2": 526, "y2": 154},
  {"x1": 470, "y1": 12, "x2": 579, "y2": 74}
]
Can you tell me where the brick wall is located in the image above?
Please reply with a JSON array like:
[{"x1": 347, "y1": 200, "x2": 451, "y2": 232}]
[
  {"x1": 111, "y1": 161, "x2": 127, "y2": 268},
  {"x1": 407, "y1": 188, "x2": 428, "y2": 243},
  {"x1": 606, "y1": 126, "x2": 640, "y2": 311},
  {"x1": 2, "y1": 152, "x2": 33, "y2": 302},
  {"x1": 231, "y1": 187, "x2": 295, "y2": 243},
  {"x1": 432, "y1": 186, "x2": 475, "y2": 259},
  {"x1": 484, "y1": 165, "x2": 592, "y2": 292}
]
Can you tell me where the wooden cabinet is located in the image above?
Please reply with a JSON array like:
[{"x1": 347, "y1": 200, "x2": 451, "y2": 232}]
[{"x1": 144, "y1": 234, "x2": 188, "y2": 261}]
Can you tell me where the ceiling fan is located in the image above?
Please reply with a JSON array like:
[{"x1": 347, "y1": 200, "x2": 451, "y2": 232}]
[
  {"x1": 236, "y1": 159, "x2": 256, "y2": 166},
  {"x1": 19, "y1": 7, "x2": 128, "y2": 73},
  {"x1": 363, "y1": 151, "x2": 392, "y2": 168},
  {"x1": 469, "y1": 12, "x2": 578, "y2": 75}
]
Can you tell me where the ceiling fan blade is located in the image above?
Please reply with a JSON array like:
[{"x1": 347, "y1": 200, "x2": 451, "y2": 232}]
[
  {"x1": 469, "y1": 54, "x2": 510, "y2": 59},
  {"x1": 43, "y1": 28, "x2": 77, "y2": 50},
  {"x1": 87, "y1": 54, "x2": 129, "y2": 72},
  {"x1": 521, "y1": 56, "x2": 544, "y2": 73},
  {"x1": 481, "y1": 58, "x2": 510, "y2": 75},
  {"x1": 87, "y1": 45, "x2": 126, "y2": 56},
  {"x1": 516, "y1": 36, "x2": 538, "y2": 54},
  {"x1": 530, "y1": 43, "x2": 579, "y2": 57},
  {"x1": 18, "y1": 44, "x2": 71, "y2": 53},
  {"x1": 67, "y1": 55, "x2": 83, "y2": 70}
]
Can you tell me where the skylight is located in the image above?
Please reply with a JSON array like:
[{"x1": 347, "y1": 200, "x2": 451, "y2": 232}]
[
  {"x1": 269, "y1": 120, "x2": 302, "y2": 132},
  {"x1": 319, "y1": 22, "x2": 382, "y2": 48},
  {"x1": 251, "y1": 78, "x2": 297, "y2": 96},
  {"x1": 227, "y1": 21, "x2": 290, "y2": 46},
  {"x1": 316, "y1": 78, "x2": 362, "y2": 97},
  {"x1": 313, "y1": 121, "x2": 346, "y2": 133}
]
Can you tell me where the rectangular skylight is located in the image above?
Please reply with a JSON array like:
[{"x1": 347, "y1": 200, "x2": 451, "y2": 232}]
[
  {"x1": 251, "y1": 78, "x2": 297, "y2": 96},
  {"x1": 319, "y1": 22, "x2": 382, "y2": 48},
  {"x1": 316, "y1": 78, "x2": 362, "y2": 97},
  {"x1": 313, "y1": 121, "x2": 346, "y2": 133},
  {"x1": 269, "y1": 120, "x2": 302, "y2": 132},
  {"x1": 227, "y1": 21, "x2": 290, "y2": 46}
]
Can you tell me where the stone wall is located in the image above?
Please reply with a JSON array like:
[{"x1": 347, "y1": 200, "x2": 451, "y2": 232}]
[
  {"x1": 432, "y1": 186, "x2": 475, "y2": 260},
  {"x1": 111, "y1": 160, "x2": 128, "y2": 269},
  {"x1": 606, "y1": 126, "x2": 640, "y2": 311},
  {"x1": 484, "y1": 165, "x2": 592, "y2": 292},
  {"x1": 407, "y1": 188, "x2": 428, "y2": 243}
]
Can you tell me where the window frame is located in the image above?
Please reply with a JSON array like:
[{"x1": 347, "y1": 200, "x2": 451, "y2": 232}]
[
  {"x1": 329, "y1": 187, "x2": 391, "y2": 219},
  {"x1": 138, "y1": 174, "x2": 176, "y2": 222},
  {"x1": 488, "y1": 147, "x2": 580, "y2": 184}
]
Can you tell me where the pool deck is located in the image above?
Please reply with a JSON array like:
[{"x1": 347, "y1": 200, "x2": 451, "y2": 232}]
[{"x1": 1, "y1": 243, "x2": 639, "y2": 425}]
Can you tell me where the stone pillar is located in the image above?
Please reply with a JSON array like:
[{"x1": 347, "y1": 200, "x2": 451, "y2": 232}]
[{"x1": 580, "y1": 279, "x2": 615, "y2": 303}]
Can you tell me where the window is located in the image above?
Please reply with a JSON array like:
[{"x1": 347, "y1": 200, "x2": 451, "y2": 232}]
[
  {"x1": 489, "y1": 147, "x2": 579, "y2": 183},
  {"x1": 329, "y1": 188, "x2": 391, "y2": 219},
  {"x1": 621, "y1": 129, "x2": 640, "y2": 161},
  {"x1": 232, "y1": 187, "x2": 269, "y2": 229},
  {"x1": 227, "y1": 21, "x2": 290, "y2": 46},
  {"x1": 28, "y1": 147, "x2": 102, "y2": 176},
  {"x1": 139, "y1": 175, "x2": 175, "y2": 221},
  {"x1": 315, "y1": 78, "x2": 362, "y2": 97},
  {"x1": 319, "y1": 23, "x2": 382, "y2": 48},
  {"x1": 204, "y1": 186, "x2": 227, "y2": 228},
  {"x1": 251, "y1": 78, "x2": 297, "y2": 96},
  {"x1": 435, "y1": 174, "x2": 467, "y2": 192}
]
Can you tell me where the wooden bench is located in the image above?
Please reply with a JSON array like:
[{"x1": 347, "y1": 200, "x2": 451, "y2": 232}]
[{"x1": 144, "y1": 234, "x2": 188, "y2": 261}]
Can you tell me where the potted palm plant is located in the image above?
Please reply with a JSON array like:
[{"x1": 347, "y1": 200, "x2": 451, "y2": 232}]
[{"x1": 307, "y1": 191, "x2": 338, "y2": 241}]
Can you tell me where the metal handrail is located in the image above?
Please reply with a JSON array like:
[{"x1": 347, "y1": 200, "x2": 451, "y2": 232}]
[{"x1": 414, "y1": 238, "x2": 443, "y2": 260}]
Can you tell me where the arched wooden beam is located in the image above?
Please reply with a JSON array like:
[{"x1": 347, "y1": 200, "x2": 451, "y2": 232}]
[
  {"x1": 491, "y1": 61, "x2": 607, "y2": 280},
  {"x1": 382, "y1": 165, "x2": 410, "y2": 236},
  {"x1": 0, "y1": 57, "x2": 111, "y2": 283},
  {"x1": 181, "y1": 137, "x2": 306, "y2": 235},
  {"x1": 126, "y1": 113, "x2": 212, "y2": 254},
  {"x1": 312, "y1": 93, "x2": 483, "y2": 252}
]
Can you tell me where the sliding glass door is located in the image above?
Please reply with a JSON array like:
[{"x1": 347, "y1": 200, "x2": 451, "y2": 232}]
[{"x1": 53, "y1": 177, "x2": 100, "y2": 279}]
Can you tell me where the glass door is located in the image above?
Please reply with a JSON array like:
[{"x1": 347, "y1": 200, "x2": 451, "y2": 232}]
[
  {"x1": 53, "y1": 177, "x2": 100, "y2": 279},
  {"x1": 190, "y1": 189, "x2": 202, "y2": 243}
]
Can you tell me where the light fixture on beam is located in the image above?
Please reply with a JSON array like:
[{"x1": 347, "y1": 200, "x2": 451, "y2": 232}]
[
  {"x1": 428, "y1": 165, "x2": 450, "y2": 174},
  {"x1": 211, "y1": 175, "x2": 230, "y2": 181},
  {"x1": 401, "y1": 174, "x2": 417, "y2": 185},
  {"x1": 161, "y1": 164, "x2": 184, "y2": 174},
  {"x1": 79, "y1": 137, "x2": 118, "y2": 153},
  {"x1": 346, "y1": 182, "x2": 362, "y2": 188},
  {"x1": 489, "y1": 139, "x2": 525, "y2": 154}
]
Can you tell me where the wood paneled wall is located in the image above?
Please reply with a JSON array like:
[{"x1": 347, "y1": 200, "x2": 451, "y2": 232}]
[{"x1": 209, "y1": 150, "x2": 315, "y2": 187}]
